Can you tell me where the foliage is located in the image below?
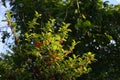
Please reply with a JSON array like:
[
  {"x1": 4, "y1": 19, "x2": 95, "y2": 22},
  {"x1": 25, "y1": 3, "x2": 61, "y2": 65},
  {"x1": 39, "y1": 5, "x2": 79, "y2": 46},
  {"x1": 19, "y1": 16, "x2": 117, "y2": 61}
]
[
  {"x1": 0, "y1": 12, "x2": 95, "y2": 80},
  {"x1": 1, "y1": 0, "x2": 120, "y2": 79}
]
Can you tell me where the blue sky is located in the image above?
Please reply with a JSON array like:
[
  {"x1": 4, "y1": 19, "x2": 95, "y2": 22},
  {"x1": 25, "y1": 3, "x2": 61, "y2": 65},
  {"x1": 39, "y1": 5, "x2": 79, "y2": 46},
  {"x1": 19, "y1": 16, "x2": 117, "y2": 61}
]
[
  {"x1": 103, "y1": 0, "x2": 120, "y2": 4},
  {"x1": 0, "y1": 0, "x2": 120, "y2": 53},
  {"x1": 0, "y1": 1, "x2": 12, "y2": 53}
]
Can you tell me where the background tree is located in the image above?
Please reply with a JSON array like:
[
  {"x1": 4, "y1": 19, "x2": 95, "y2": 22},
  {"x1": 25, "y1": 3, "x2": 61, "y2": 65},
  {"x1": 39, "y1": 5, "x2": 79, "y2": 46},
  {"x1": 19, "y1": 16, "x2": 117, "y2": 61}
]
[{"x1": 1, "y1": 0, "x2": 120, "y2": 80}]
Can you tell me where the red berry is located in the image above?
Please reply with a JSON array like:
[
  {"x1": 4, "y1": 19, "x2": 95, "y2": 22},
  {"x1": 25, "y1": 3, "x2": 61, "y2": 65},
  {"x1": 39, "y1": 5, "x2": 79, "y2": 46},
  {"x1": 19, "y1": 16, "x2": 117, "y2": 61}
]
[
  {"x1": 35, "y1": 42, "x2": 41, "y2": 50},
  {"x1": 59, "y1": 40, "x2": 63, "y2": 44},
  {"x1": 50, "y1": 60, "x2": 53, "y2": 63},
  {"x1": 78, "y1": 65, "x2": 83, "y2": 69},
  {"x1": 8, "y1": 21, "x2": 11, "y2": 27},
  {"x1": 53, "y1": 55, "x2": 58, "y2": 59}
]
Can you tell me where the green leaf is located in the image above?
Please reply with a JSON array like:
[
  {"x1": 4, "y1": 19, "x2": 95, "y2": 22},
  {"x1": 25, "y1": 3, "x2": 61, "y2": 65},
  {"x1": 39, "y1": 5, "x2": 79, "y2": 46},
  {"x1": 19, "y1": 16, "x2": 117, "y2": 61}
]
[
  {"x1": 83, "y1": 20, "x2": 91, "y2": 27},
  {"x1": 82, "y1": 14, "x2": 86, "y2": 19},
  {"x1": 104, "y1": 33, "x2": 113, "y2": 40},
  {"x1": 35, "y1": 11, "x2": 41, "y2": 17},
  {"x1": 11, "y1": 22, "x2": 17, "y2": 27},
  {"x1": 6, "y1": 10, "x2": 12, "y2": 20}
]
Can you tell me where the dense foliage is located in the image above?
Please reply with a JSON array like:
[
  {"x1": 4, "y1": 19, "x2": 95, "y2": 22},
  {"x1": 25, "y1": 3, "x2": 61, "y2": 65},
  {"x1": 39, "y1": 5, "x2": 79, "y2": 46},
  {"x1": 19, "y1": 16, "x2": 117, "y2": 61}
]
[
  {"x1": 0, "y1": 0, "x2": 120, "y2": 80},
  {"x1": 0, "y1": 10, "x2": 95, "y2": 80}
]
